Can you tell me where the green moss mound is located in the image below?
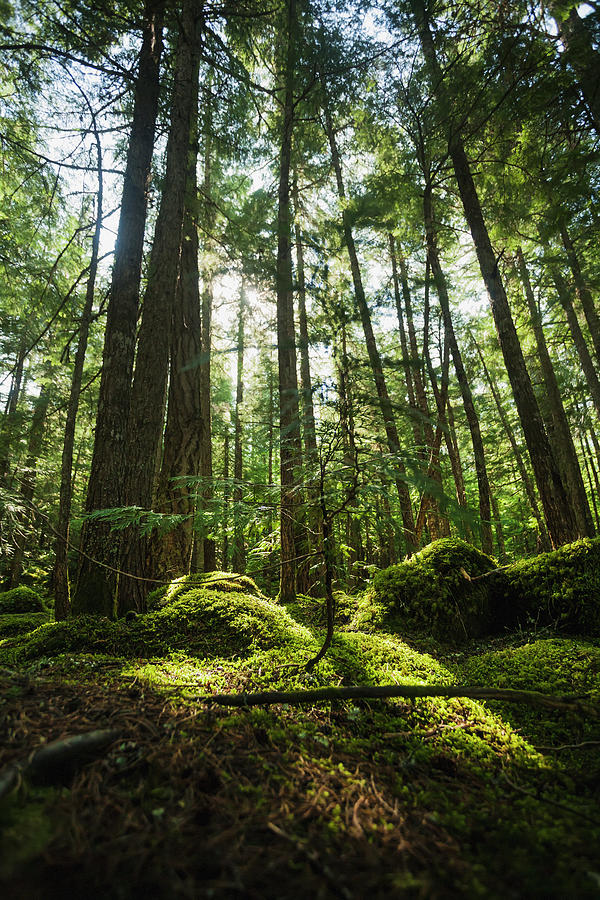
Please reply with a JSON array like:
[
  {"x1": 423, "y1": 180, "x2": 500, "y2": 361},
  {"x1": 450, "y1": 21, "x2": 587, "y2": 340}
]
[
  {"x1": 147, "y1": 571, "x2": 264, "y2": 610},
  {"x1": 354, "y1": 538, "x2": 497, "y2": 642},
  {"x1": 491, "y1": 538, "x2": 600, "y2": 633},
  {"x1": 0, "y1": 586, "x2": 44, "y2": 613},
  {"x1": 0, "y1": 611, "x2": 51, "y2": 638},
  {"x1": 0, "y1": 584, "x2": 316, "y2": 665}
]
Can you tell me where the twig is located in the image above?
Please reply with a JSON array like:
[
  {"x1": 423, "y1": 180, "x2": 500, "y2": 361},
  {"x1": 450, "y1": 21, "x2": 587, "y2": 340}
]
[
  {"x1": 534, "y1": 739, "x2": 600, "y2": 752},
  {"x1": 195, "y1": 684, "x2": 596, "y2": 712}
]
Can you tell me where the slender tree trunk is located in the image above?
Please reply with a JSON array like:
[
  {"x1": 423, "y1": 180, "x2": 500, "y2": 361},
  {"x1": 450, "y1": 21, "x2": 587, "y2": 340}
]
[
  {"x1": 515, "y1": 248, "x2": 593, "y2": 537},
  {"x1": 222, "y1": 427, "x2": 230, "y2": 569},
  {"x1": 551, "y1": 266, "x2": 600, "y2": 421},
  {"x1": 74, "y1": 0, "x2": 165, "y2": 616},
  {"x1": 232, "y1": 282, "x2": 246, "y2": 574},
  {"x1": 472, "y1": 334, "x2": 551, "y2": 551},
  {"x1": 0, "y1": 342, "x2": 26, "y2": 484},
  {"x1": 149, "y1": 85, "x2": 203, "y2": 583},
  {"x1": 276, "y1": 0, "x2": 302, "y2": 602},
  {"x1": 445, "y1": 398, "x2": 473, "y2": 542},
  {"x1": 423, "y1": 184, "x2": 493, "y2": 554},
  {"x1": 490, "y1": 488, "x2": 507, "y2": 564},
  {"x1": 117, "y1": 0, "x2": 201, "y2": 614},
  {"x1": 9, "y1": 386, "x2": 49, "y2": 588},
  {"x1": 389, "y1": 234, "x2": 418, "y2": 421},
  {"x1": 54, "y1": 120, "x2": 103, "y2": 619},
  {"x1": 579, "y1": 431, "x2": 600, "y2": 530},
  {"x1": 322, "y1": 89, "x2": 417, "y2": 554},
  {"x1": 413, "y1": 0, "x2": 577, "y2": 548},
  {"x1": 559, "y1": 224, "x2": 600, "y2": 365},
  {"x1": 337, "y1": 320, "x2": 361, "y2": 581}
]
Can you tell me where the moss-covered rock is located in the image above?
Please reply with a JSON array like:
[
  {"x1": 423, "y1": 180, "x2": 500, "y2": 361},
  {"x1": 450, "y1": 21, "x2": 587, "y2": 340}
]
[
  {"x1": 146, "y1": 571, "x2": 264, "y2": 610},
  {"x1": 0, "y1": 586, "x2": 44, "y2": 614},
  {"x1": 491, "y1": 538, "x2": 600, "y2": 633},
  {"x1": 353, "y1": 538, "x2": 497, "y2": 642},
  {"x1": 0, "y1": 611, "x2": 51, "y2": 638},
  {"x1": 0, "y1": 584, "x2": 316, "y2": 665}
]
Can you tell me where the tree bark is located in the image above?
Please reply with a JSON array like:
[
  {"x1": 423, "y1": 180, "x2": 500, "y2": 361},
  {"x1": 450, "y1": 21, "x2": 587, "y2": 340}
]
[
  {"x1": 74, "y1": 0, "x2": 165, "y2": 616},
  {"x1": 276, "y1": 0, "x2": 302, "y2": 602},
  {"x1": 559, "y1": 223, "x2": 600, "y2": 365},
  {"x1": 413, "y1": 0, "x2": 577, "y2": 548},
  {"x1": 54, "y1": 114, "x2": 103, "y2": 619},
  {"x1": 117, "y1": 0, "x2": 201, "y2": 614}
]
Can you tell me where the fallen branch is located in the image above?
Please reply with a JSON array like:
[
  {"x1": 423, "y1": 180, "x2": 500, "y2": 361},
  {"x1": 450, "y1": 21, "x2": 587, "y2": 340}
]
[
  {"x1": 0, "y1": 728, "x2": 120, "y2": 800},
  {"x1": 196, "y1": 684, "x2": 596, "y2": 712}
]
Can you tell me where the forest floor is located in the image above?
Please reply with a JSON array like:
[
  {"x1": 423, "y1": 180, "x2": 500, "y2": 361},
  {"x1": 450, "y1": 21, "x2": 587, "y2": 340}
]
[{"x1": 0, "y1": 578, "x2": 599, "y2": 899}]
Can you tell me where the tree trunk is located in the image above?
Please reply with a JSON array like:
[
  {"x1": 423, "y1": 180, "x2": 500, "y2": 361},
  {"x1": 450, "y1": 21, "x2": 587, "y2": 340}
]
[
  {"x1": 117, "y1": 0, "x2": 201, "y2": 614},
  {"x1": 445, "y1": 398, "x2": 473, "y2": 542},
  {"x1": 9, "y1": 386, "x2": 50, "y2": 588},
  {"x1": 559, "y1": 223, "x2": 600, "y2": 365},
  {"x1": 322, "y1": 88, "x2": 417, "y2": 554},
  {"x1": 149, "y1": 87, "x2": 203, "y2": 583},
  {"x1": 74, "y1": 0, "x2": 165, "y2": 616},
  {"x1": 472, "y1": 333, "x2": 551, "y2": 551},
  {"x1": 232, "y1": 282, "x2": 246, "y2": 574},
  {"x1": 490, "y1": 489, "x2": 507, "y2": 564},
  {"x1": 549, "y1": 2, "x2": 600, "y2": 134},
  {"x1": 423, "y1": 184, "x2": 493, "y2": 554},
  {"x1": 413, "y1": 0, "x2": 577, "y2": 548},
  {"x1": 276, "y1": 0, "x2": 302, "y2": 602},
  {"x1": 54, "y1": 118, "x2": 103, "y2": 619},
  {"x1": 515, "y1": 248, "x2": 593, "y2": 537},
  {"x1": 0, "y1": 342, "x2": 26, "y2": 485},
  {"x1": 222, "y1": 427, "x2": 230, "y2": 569}
]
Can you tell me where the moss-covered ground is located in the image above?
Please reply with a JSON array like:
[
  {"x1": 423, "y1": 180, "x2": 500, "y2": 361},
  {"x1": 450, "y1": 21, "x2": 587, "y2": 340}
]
[{"x1": 0, "y1": 563, "x2": 599, "y2": 898}]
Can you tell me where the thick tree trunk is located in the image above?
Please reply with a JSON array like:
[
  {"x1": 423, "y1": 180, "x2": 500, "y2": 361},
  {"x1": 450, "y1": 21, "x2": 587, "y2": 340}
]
[
  {"x1": 413, "y1": 0, "x2": 577, "y2": 548},
  {"x1": 118, "y1": 0, "x2": 201, "y2": 614},
  {"x1": 199, "y1": 77, "x2": 216, "y2": 573},
  {"x1": 54, "y1": 122, "x2": 103, "y2": 619},
  {"x1": 9, "y1": 386, "x2": 49, "y2": 588},
  {"x1": 74, "y1": 0, "x2": 165, "y2": 616},
  {"x1": 276, "y1": 0, "x2": 302, "y2": 602},
  {"x1": 149, "y1": 92, "x2": 203, "y2": 583},
  {"x1": 423, "y1": 185, "x2": 493, "y2": 555},
  {"x1": 322, "y1": 91, "x2": 417, "y2": 554},
  {"x1": 515, "y1": 248, "x2": 593, "y2": 537},
  {"x1": 232, "y1": 282, "x2": 246, "y2": 574}
]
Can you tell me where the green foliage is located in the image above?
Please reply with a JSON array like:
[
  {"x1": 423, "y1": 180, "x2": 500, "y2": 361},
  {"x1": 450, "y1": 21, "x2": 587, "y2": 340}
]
[
  {"x1": 0, "y1": 585, "x2": 44, "y2": 613},
  {"x1": 491, "y1": 538, "x2": 600, "y2": 633},
  {"x1": 146, "y1": 571, "x2": 264, "y2": 610},
  {"x1": 354, "y1": 538, "x2": 497, "y2": 642}
]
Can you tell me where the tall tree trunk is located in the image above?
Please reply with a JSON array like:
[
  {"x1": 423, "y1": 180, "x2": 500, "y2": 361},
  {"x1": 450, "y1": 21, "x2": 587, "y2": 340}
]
[
  {"x1": 222, "y1": 427, "x2": 230, "y2": 569},
  {"x1": 322, "y1": 88, "x2": 417, "y2": 554},
  {"x1": 490, "y1": 488, "x2": 507, "y2": 564},
  {"x1": 389, "y1": 234, "x2": 418, "y2": 423},
  {"x1": 559, "y1": 223, "x2": 600, "y2": 365},
  {"x1": 149, "y1": 86, "x2": 203, "y2": 583},
  {"x1": 232, "y1": 281, "x2": 246, "y2": 574},
  {"x1": 199, "y1": 75, "x2": 216, "y2": 572},
  {"x1": 292, "y1": 172, "x2": 318, "y2": 592},
  {"x1": 276, "y1": 0, "x2": 302, "y2": 602},
  {"x1": 74, "y1": 0, "x2": 165, "y2": 616},
  {"x1": 515, "y1": 248, "x2": 593, "y2": 537},
  {"x1": 472, "y1": 333, "x2": 551, "y2": 551},
  {"x1": 445, "y1": 398, "x2": 473, "y2": 542},
  {"x1": 423, "y1": 184, "x2": 493, "y2": 554},
  {"x1": 413, "y1": 0, "x2": 577, "y2": 548},
  {"x1": 117, "y1": 0, "x2": 201, "y2": 614},
  {"x1": 337, "y1": 319, "x2": 361, "y2": 582},
  {"x1": 0, "y1": 341, "x2": 26, "y2": 485},
  {"x1": 54, "y1": 116, "x2": 103, "y2": 619},
  {"x1": 9, "y1": 386, "x2": 50, "y2": 588}
]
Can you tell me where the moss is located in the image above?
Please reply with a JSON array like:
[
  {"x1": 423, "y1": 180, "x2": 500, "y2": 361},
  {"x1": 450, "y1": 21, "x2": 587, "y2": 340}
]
[
  {"x1": 284, "y1": 590, "x2": 357, "y2": 628},
  {"x1": 490, "y1": 538, "x2": 600, "y2": 633},
  {"x1": 0, "y1": 586, "x2": 44, "y2": 614},
  {"x1": 0, "y1": 793, "x2": 56, "y2": 879},
  {"x1": 0, "y1": 584, "x2": 316, "y2": 665},
  {"x1": 146, "y1": 571, "x2": 264, "y2": 610},
  {"x1": 353, "y1": 538, "x2": 497, "y2": 642},
  {"x1": 0, "y1": 611, "x2": 51, "y2": 638}
]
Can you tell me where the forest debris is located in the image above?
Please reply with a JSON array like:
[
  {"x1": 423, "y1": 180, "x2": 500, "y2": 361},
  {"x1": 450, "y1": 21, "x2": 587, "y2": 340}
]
[
  {"x1": 0, "y1": 728, "x2": 120, "y2": 800},
  {"x1": 196, "y1": 683, "x2": 596, "y2": 712}
]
